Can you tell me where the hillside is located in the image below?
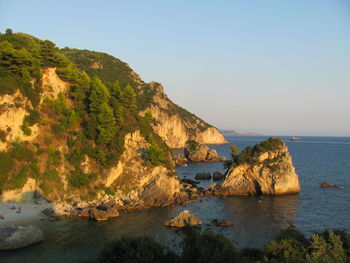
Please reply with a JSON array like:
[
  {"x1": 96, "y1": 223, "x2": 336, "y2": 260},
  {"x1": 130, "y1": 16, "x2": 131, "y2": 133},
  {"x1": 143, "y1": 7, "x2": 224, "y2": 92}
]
[
  {"x1": 62, "y1": 48, "x2": 227, "y2": 148},
  {"x1": 0, "y1": 30, "x2": 226, "y2": 206}
]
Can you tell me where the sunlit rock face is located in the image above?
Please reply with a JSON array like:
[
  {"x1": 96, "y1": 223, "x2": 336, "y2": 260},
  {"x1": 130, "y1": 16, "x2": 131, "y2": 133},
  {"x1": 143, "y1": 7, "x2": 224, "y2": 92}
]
[{"x1": 220, "y1": 138, "x2": 300, "y2": 196}]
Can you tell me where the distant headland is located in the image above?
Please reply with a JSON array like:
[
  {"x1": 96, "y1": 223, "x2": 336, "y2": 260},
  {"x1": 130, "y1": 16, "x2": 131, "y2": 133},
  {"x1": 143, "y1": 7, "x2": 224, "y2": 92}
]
[{"x1": 219, "y1": 129, "x2": 263, "y2": 136}]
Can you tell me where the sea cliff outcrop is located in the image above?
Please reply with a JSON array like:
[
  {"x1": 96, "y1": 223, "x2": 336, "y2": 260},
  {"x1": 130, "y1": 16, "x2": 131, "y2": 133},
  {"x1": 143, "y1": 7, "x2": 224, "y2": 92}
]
[
  {"x1": 219, "y1": 138, "x2": 300, "y2": 196},
  {"x1": 141, "y1": 83, "x2": 227, "y2": 148}
]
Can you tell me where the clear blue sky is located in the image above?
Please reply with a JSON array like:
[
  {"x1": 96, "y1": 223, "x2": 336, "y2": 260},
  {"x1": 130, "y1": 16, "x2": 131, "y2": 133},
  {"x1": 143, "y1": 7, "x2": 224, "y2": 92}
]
[{"x1": 1, "y1": 0, "x2": 349, "y2": 136}]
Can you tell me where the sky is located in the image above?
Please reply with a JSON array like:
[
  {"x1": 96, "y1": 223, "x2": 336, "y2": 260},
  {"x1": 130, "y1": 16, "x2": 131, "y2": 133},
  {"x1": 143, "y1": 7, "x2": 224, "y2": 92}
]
[{"x1": 1, "y1": 0, "x2": 349, "y2": 136}]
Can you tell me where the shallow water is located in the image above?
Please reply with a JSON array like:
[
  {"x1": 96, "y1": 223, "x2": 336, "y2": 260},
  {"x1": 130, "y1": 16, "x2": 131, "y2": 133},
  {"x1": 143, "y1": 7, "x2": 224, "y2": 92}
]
[{"x1": 1, "y1": 136, "x2": 349, "y2": 263}]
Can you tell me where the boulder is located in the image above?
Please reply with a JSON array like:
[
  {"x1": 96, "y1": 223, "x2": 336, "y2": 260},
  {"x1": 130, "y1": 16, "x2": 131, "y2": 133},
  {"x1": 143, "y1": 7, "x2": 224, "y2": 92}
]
[
  {"x1": 79, "y1": 208, "x2": 90, "y2": 217},
  {"x1": 0, "y1": 225, "x2": 43, "y2": 250},
  {"x1": 212, "y1": 171, "x2": 224, "y2": 180},
  {"x1": 173, "y1": 154, "x2": 188, "y2": 166},
  {"x1": 184, "y1": 142, "x2": 209, "y2": 162},
  {"x1": 106, "y1": 208, "x2": 119, "y2": 218},
  {"x1": 90, "y1": 209, "x2": 108, "y2": 221},
  {"x1": 220, "y1": 138, "x2": 300, "y2": 196},
  {"x1": 195, "y1": 172, "x2": 212, "y2": 180},
  {"x1": 164, "y1": 210, "x2": 202, "y2": 227},
  {"x1": 206, "y1": 149, "x2": 218, "y2": 160}
]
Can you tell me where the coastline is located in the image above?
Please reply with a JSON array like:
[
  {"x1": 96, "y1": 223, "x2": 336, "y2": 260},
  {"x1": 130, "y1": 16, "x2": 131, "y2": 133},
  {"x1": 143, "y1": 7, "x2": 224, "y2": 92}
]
[{"x1": 0, "y1": 201, "x2": 50, "y2": 227}]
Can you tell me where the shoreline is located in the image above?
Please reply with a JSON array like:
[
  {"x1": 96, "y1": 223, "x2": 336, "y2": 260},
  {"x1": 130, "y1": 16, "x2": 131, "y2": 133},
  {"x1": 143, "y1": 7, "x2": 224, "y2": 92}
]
[{"x1": 0, "y1": 201, "x2": 50, "y2": 227}]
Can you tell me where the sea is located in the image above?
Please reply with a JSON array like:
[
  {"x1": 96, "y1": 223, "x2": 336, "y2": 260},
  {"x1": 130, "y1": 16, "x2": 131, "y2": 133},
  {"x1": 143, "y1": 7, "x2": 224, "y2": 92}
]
[{"x1": 1, "y1": 136, "x2": 349, "y2": 263}]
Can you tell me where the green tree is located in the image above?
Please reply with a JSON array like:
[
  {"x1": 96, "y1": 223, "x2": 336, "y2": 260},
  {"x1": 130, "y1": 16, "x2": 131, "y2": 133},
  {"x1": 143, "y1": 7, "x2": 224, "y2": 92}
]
[
  {"x1": 122, "y1": 84, "x2": 137, "y2": 112},
  {"x1": 144, "y1": 139, "x2": 166, "y2": 166},
  {"x1": 89, "y1": 76, "x2": 110, "y2": 115},
  {"x1": 97, "y1": 102, "x2": 116, "y2": 144},
  {"x1": 5, "y1": 28, "x2": 13, "y2": 35},
  {"x1": 111, "y1": 80, "x2": 122, "y2": 99}
]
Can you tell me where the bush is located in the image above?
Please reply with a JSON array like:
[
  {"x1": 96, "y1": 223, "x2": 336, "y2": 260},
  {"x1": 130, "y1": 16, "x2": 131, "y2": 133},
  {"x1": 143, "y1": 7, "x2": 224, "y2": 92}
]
[
  {"x1": 144, "y1": 140, "x2": 166, "y2": 167},
  {"x1": 180, "y1": 227, "x2": 240, "y2": 263},
  {"x1": 97, "y1": 236, "x2": 177, "y2": 263},
  {"x1": 11, "y1": 167, "x2": 28, "y2": 189},
  {"x1": 42, "y1": 170, "x2": 59, "y2": 182},
  {"x1": 68, "y1": 170, "x2": 95, "y2": 188},
  {"x1": 24, "y1": 109, "x2": 40, "y2": 126}
]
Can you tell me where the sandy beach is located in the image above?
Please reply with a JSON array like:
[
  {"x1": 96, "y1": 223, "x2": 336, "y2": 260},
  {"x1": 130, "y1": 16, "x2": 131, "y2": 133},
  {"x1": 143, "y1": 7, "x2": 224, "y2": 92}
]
[{"x1": 0, "y1": 201, "x2": 51, "y2": 226}]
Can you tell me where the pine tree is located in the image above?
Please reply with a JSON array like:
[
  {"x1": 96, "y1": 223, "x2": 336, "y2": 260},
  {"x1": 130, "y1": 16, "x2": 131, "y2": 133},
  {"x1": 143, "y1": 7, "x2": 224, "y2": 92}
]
[
  {"x1": 110, "y1": 80, "x2": 122, "y2": 99},
  {"x1": 122, "y1": 84, "x2": 137, "y2": 112},
  {"x1": 89, "y1": 76, "x2": 110, "y2": 115},
  {"x1": 97, "y1": 102, "x2": 116, "y2": 144}
]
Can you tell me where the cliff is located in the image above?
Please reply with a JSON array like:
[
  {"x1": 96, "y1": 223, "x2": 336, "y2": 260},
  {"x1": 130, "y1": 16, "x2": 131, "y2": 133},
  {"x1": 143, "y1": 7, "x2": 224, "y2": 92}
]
[
  {"x1": 219, "y1": 138, "x2": 300, "y2": 196},
  {"x1": 139, "y1": 82, "x2": 227, "y2": 148},
  {"x1": 62, "y1": 49, "x2": 227, "y2": 148},
  {"x1": 0, "y1": 32, "x2": 199, "y2": 207}
]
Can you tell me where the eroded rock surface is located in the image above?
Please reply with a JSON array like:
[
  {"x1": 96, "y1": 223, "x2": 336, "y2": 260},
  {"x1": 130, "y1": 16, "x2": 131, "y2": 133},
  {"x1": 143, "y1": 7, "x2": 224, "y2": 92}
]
[
  {"x1": 219, "y1": 138, "x2": 300, "y2": 196},
  {"x1": 164, "y1": 210, "x2": 202, "y2": 227}
]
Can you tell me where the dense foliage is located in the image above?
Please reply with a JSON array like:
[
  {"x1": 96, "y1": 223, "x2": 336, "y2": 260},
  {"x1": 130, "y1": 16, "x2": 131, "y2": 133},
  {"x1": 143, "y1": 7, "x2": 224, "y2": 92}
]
[{"x1": 88, "y1": 226, "x2": 350, "y2": 263}]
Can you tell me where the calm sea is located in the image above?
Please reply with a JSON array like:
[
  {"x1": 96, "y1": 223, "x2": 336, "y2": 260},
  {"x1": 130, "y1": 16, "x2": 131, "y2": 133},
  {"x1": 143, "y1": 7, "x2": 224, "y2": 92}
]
[{"x1": 1, "y1": 136, "x2": 349, "y2": 263}]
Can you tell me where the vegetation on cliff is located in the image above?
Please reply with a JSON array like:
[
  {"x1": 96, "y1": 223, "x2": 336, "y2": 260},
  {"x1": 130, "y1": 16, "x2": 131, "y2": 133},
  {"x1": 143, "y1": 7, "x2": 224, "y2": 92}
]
[
  {"x1": 90, "y1": 226, "x2": 350, "y2": 263},
  {"x1": 0, "y1": 30, "x2": 173, "y2": 198},
  {"x1": 224, "y1": 137, "x2": 284, "y2": 168}
]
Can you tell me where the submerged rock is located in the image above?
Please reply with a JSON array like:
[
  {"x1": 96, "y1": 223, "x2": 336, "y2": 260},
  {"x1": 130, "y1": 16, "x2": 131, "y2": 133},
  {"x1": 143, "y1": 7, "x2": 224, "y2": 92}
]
[
  {"x1": 0, "y1": 225, "x2": 43, "y2": 250},
  {"x1": 195, "y1": 172, "x2": 212, "y2": 180},
  {"x1": 219, "y1": 138, "x2": 300, "y2": 196},
  {"x1": 212, "y1": 219, "x2": 233, "y2": 227},
  {"x1": 164, "y1": 210, "x2": 202, "y2": 227},
  {"x1": 320, "y1": 182, "x2": 344, "y2": 189}
]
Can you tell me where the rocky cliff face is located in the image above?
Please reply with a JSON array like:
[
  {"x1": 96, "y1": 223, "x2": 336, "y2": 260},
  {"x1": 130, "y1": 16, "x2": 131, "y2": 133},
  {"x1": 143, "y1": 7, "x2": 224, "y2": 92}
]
[
  {"x1": 141, "y1": 83, "x2": 227, "y2": 148},
  {"x1": 219, "y1": 139, "x2": 300, "y2": 196}
]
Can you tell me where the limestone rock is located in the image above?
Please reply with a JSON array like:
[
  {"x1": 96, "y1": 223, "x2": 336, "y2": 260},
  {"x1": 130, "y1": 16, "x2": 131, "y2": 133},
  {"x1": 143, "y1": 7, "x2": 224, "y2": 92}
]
[
  {"x1": 195, "y1": 172, "x2": 212, "y2": 180},
  {"x1": 184, "y1": 140, "x2": 226, "y2": 163},
  {"x1": 184, "y1": 143, "x2": 209, "y2": 162},
  {"x1": 106, "y1": 208, "x2": 119, "y2": 218},
  {"x1": 90, "y1": 209, "x2": 108, "y2": 221},
  {"x1": 173, "y1": 154, "x2": 188, "y2": 166},
  {"x1": 0, "y1": 225, "x2": 43, "y2": 250},
  {"x1": 164, "y1": 210, "x2": 202, "y2": 227},
  {"x1": 207, "y1": 149, "x2": 218, "y2": 161},
  {"x1": 220, "y1": 138, "x2": 300, "y2": 196}
]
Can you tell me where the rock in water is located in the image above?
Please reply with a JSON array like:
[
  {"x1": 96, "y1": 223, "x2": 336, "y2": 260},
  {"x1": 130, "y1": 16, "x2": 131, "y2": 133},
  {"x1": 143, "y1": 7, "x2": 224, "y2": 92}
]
[
  {"x1": 164, "y1": 210, "x2": 202, "y2": 227},
  {"x1": 220, "y1": 137, "x2": 300, "y2": 196},
  {"x1": 195, "y1": 172, "x2": 212, "y2": 180},
  {"x1": 184, "y1": 141, "x2": 210, "y2": 162},
  {"x1": 0, "y1": 225, "x2": 43, "y2": 250}
]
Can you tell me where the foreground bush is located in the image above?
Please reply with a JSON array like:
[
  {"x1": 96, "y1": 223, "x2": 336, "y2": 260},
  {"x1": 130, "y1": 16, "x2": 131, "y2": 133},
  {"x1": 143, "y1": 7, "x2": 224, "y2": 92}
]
[{"x1": 91, "y1": 226, "x2": 350, "y2": 263}]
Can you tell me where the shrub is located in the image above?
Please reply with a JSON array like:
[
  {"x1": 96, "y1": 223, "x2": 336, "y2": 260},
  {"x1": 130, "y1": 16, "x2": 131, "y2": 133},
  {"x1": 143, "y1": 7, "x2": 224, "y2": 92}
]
[
  {"x1": 97, "y1": 236, "x2": 177, "y2": 263},
  {"x1": 42, "y1": 170, "x2": 59, "y2": 182},
  {"x1": 11, "y1": 167, "x2": 28, "y2": 189},
  {"x1": 144, "y1": 140, "x2": 166, "y2": 167},
  {"x1": 68, "y1": 170, "x2": 95, "y2": 188},
  {"x1": 180, "y1": 227, "x2": 240, "y2": 263},
  {"x1": 21, "y1": 122, "x2": 32, "y2": 136},
  {"x1": 24, "y1": 109, "x2": 40, "y2": 126}
]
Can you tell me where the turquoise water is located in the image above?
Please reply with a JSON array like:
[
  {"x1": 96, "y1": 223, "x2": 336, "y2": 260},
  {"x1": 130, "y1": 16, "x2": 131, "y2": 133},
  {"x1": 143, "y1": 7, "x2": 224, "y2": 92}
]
[{"x1": 1, "y1": 136, "x2": 349, "y2": 263}]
